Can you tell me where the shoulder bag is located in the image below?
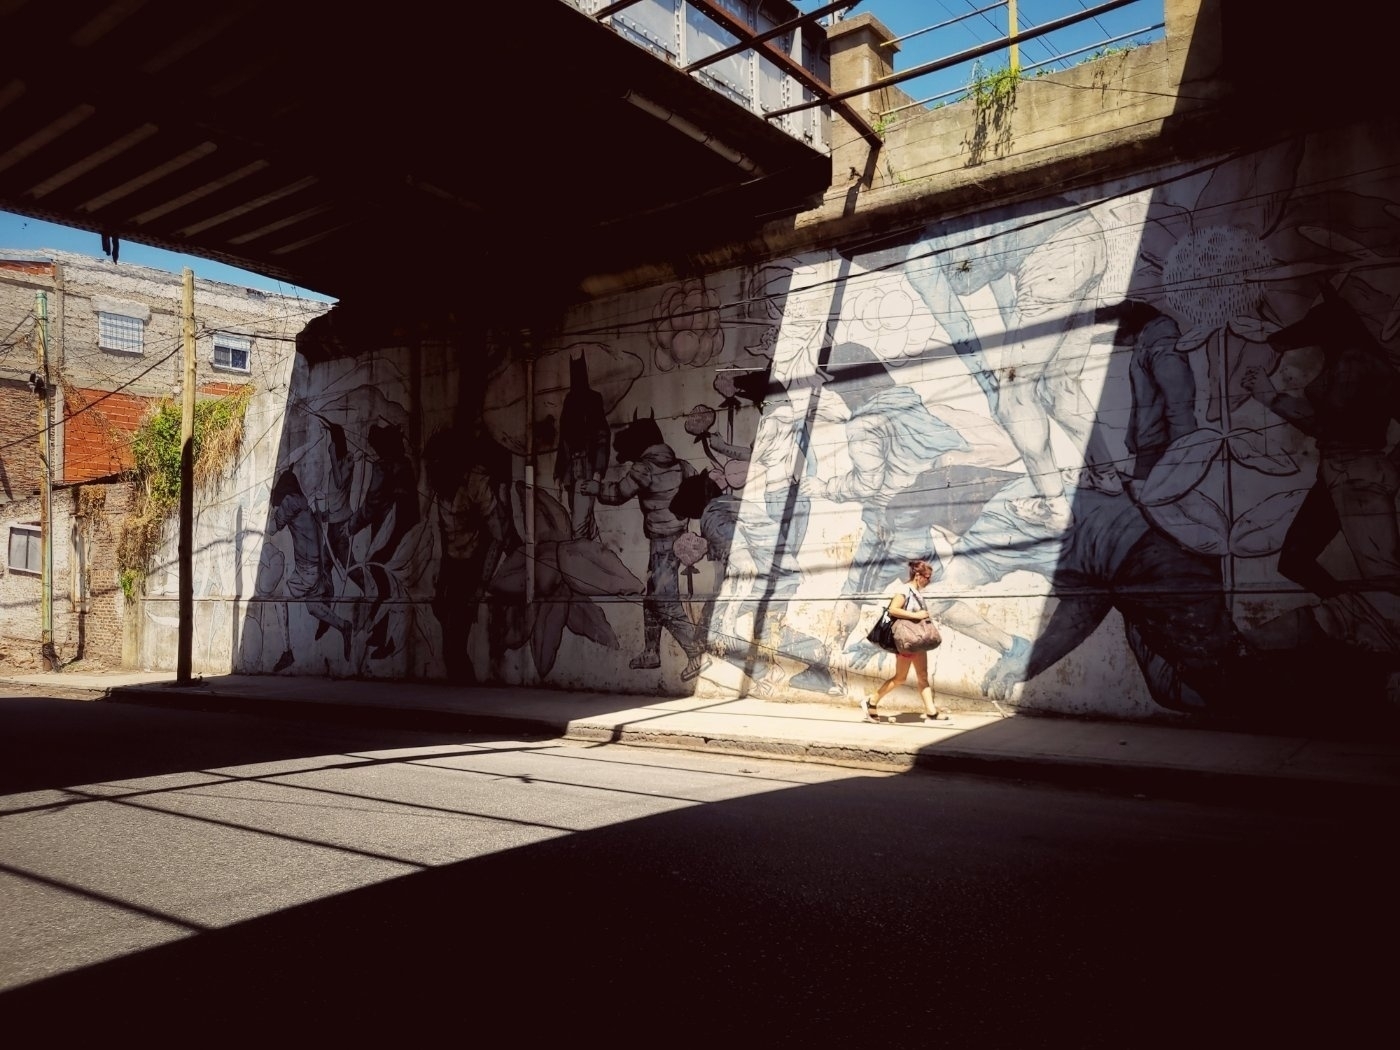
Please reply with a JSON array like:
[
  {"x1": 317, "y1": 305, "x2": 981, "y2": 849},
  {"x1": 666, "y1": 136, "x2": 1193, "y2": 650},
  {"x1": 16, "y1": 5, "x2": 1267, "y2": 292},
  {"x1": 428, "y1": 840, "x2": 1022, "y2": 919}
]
[
  {"x1": 891, "y1": 587, "x2": 942, "y2": 653},
  {"x1": 866, "y1": 608, "x2": 898, "y2": 652}
]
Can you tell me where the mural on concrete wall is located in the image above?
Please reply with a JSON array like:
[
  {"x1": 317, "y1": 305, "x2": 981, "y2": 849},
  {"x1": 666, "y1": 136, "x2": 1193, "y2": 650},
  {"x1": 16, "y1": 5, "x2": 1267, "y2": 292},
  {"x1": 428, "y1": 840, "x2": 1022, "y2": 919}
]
[
  {"x1": 198, "y1": 125, "x2": 1400, "y2": 721},
  {"x1": 536, "y1": 127, "x2": 1400, "y2": 718}
]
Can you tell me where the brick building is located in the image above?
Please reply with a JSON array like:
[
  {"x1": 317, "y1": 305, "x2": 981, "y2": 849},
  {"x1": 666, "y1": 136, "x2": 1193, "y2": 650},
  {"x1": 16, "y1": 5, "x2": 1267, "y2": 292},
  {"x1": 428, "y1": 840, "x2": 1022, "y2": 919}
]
[{"x1": 0, "y1": 249, "x2": 329, "y2": 671}]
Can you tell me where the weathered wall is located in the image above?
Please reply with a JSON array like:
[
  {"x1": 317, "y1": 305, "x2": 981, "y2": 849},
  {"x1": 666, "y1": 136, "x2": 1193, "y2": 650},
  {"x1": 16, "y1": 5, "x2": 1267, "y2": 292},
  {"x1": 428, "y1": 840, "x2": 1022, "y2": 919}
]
[
  {"x1": 156, "y1": 116, "x2": 1398, "y2": 731},
  {"x1": 0, "y1": 250, "x2": 330, "y2": 671},
  {"x1": 0, "y1": 258, "x2": 54, "y2": 504},
  {"x1": 119, "y1": 0, "x2": 1400, "y2": 729},
  {"x1": 0, "y1": 481, "x2": 133, "y2": 670}
]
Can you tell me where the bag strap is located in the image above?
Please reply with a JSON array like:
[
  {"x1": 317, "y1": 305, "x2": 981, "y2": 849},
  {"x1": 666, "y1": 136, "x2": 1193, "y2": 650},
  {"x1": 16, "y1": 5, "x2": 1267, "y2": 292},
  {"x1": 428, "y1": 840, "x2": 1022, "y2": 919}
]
[{"x1": 888, "y1": 586, "x2": 925, "y2": 615}]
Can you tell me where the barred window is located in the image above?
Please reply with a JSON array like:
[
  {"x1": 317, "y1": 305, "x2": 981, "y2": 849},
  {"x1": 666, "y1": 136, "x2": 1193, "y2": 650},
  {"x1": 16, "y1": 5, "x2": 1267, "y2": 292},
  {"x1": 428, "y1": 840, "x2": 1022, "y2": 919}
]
[
  {"x1": 98, "y1": 311, "x2": 144, "y2": 353},
  {"x1": 213, "y1": 333, "x2": 251, "y2": 372},
  {"x1": 7, "y1": 525, "x2": 41, "y2": 575}
]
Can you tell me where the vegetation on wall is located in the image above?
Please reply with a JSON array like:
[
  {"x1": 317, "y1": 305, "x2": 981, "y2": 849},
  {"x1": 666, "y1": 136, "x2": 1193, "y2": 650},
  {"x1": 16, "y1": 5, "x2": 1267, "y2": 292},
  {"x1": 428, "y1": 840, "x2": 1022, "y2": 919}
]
[
  {"x1": 965, "y1": 60, "x2": 1020, "y2": 166},
  {"x1": 117, "y1": 387, "x2": 251, "y2": 598}
]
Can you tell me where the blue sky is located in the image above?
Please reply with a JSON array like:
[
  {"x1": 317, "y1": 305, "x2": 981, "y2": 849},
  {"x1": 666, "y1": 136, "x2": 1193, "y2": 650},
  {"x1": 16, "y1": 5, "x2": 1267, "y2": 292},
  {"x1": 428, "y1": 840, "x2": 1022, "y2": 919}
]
[
  {"x1": 0, "y1": 212, "x2": 336, "y2": 302},
  {"x1": 808, "y1": 0, "x2": 1164, "y2": 108},
  {"x1": 0, "y1": 2, "x2": 1160, "y2": 297}
]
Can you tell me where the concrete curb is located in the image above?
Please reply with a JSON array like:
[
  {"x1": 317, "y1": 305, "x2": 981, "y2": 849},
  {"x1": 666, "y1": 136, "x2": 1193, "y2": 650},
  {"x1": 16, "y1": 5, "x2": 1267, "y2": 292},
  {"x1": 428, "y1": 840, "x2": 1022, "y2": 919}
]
[{"x1": 76, "y1": 680, "x2": 1400, "y2": 809}]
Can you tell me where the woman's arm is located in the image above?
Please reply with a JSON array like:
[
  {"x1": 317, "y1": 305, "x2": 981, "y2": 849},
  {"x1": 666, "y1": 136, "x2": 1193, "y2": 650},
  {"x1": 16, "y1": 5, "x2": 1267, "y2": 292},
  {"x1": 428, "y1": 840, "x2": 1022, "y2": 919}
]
[{"x1": 888, "y1": 589, "x2": 930, "y2": 621}]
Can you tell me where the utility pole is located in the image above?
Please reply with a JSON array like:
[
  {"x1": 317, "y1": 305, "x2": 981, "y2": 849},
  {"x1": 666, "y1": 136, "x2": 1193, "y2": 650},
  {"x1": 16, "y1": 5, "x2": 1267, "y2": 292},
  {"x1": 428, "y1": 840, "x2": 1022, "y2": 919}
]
[
  {"x1": 1008, "y1": 0, "x2": 1019, "y2": 71},
  {"x1": 35, "y1": 291, "x2": 54, "y2": 670},
  {"x1": 177, "y1": 269, "x2": 196, "y2": 683}
]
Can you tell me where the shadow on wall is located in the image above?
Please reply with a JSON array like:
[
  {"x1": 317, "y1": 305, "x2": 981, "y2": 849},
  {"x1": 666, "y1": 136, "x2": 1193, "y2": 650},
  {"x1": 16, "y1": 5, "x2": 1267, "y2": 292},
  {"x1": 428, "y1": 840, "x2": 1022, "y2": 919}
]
[{"x1": 231, "y1": 127, "x2": 1400, "y2": 729}]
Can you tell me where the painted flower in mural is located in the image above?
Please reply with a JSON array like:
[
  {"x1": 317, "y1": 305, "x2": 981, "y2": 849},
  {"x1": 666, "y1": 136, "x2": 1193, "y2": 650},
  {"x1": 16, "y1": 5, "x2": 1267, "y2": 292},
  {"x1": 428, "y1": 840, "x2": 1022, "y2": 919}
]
[
  {"x1": 1104, "y1": 137, "x2": 1360, "y2": 559},
  {"x1": 833, "y1": 278, "x2": 926, "y2": 359},
  {"x1": 486, "y1": 485, "x2": 643, "y2": 678},
  {"x1": 673, "y1": 530, "x2": 708, "y2": 567},
  {"x1": 685, "y1": 404, "x2": 716, "y2": 436},
  {"x1": 651, "y1": 279, "x2": 724, "y2": 371},
  {"x1": 1133, "y1": 426, "x2": 1303, "y2": 557}
]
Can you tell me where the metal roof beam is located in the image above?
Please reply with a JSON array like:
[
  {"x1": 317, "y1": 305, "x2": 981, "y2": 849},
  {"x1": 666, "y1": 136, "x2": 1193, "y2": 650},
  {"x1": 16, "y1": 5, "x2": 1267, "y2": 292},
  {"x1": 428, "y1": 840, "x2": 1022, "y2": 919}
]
[{"x1": 685, "y1": 0, "x2": 880, "y2": 147}]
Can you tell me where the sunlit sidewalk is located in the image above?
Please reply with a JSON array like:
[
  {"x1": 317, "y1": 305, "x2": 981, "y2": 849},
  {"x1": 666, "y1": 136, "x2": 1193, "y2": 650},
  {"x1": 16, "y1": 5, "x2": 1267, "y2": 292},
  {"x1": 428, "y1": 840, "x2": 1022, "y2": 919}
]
[{"x1": 4, "y1": 668, "x2": 1400, "y2": 799}]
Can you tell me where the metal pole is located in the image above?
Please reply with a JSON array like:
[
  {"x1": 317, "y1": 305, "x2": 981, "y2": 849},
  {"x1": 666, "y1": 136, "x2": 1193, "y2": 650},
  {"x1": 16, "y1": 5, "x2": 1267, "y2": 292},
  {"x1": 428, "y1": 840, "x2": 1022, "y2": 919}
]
[
  {"x1": 35, "y1": 291, "x2": 54, "y2": 669},
  {"x1": 177, "y1": 268, "x2": 195, "y2": 683},
  {"x1": 765, "y1": 0, "x2": 1138, "y2": 118}
]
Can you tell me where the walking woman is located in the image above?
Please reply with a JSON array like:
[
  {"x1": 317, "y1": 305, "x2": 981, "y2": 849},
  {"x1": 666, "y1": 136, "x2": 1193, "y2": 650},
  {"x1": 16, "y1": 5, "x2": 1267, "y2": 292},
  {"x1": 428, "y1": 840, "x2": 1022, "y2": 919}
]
[{"x1": 862, "y1": 560, "x2": 948, "y2": 723}]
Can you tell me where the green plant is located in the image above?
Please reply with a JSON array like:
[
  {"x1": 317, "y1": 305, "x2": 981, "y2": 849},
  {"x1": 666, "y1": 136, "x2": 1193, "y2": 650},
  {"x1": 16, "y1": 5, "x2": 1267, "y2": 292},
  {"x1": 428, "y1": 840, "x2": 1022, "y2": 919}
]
[
  {"x1": 965, "y1": 61, "x2": 1020, "y2": 167},
  {"x1": 117, "y1": 387, "x2": 252, "y2": 592},
  {"x1": 968, "y1": 61, "x2": 1020, "y2": 110},
  {"x1": 1090, "y1": 43, "x2": 1135, "y2": 61}
]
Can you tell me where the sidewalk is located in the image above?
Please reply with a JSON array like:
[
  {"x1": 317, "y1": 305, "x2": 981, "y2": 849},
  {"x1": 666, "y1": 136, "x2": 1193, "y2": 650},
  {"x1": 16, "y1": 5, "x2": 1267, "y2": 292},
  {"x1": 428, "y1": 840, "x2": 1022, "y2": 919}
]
[{"x1": 5, "y1": 668, "x2": 1400, "y2": 803}]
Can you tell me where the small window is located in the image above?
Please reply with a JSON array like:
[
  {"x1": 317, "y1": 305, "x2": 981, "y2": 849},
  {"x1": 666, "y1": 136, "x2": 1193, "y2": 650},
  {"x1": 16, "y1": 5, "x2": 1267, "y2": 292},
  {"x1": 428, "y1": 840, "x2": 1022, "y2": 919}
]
[
  {"x1": 98, "y1": 311, "x2": 144, "y2": 353},
  {"x1": 7, "y1": 525, "x2": 41, "y2": 575},
  {"x1": 213, "y1": 333, "x2": 252, "y2": 373}
]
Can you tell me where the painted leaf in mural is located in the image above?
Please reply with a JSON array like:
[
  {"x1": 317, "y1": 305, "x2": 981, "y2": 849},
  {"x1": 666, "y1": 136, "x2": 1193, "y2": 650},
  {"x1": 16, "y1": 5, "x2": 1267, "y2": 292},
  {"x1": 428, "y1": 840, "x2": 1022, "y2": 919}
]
[
  {"x1": 1225, "y1": 429, "x2": 1299, "y2": 477},
  {"x1": 366, "y1": 505, "x2": 399, "y2": 568},
  {"x1": 381, "y1": 519, "x2": 440, "y2": 598},
  {"x1": 488, "y1": 548, "x2": 526, "y2": 599},
  {"x1": 1229, "y1": 488, "x2": 1311, "y2": 557},
  {"x1": 531, "y1": 598, "x2": 571, "y2": 679},
  {"x1": 557, "y1": 538, "x2": 644, "y2": 596},
  {"x1": 1140, "y1": 489, "x2": 1230, "y2": 556},
  {"x1": 499, "y1": 595, "x2": 533, "y2": 652},
  {"x1": 510, "y1": 481, "x2": 573, "y2": 552},
  {"x1": 1137, "y1": 428, "x2": 1222, "y2": 507},
  {"x1": 567, "y1": 598, "x2": 620, "y2": 650},
  {"x1": 1226, "y1": 314, "x2": 1279, "y2": 343},
  {"x1": 536, "y1": 541, "x2": 564, "y2": 597}
]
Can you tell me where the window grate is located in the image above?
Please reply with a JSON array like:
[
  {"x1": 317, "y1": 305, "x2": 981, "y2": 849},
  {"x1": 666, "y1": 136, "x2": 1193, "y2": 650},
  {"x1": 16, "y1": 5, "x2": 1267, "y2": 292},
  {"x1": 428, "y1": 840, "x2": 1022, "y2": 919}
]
[{"x1": 98, "y1": 311, "x2": 144, "y2": 353}]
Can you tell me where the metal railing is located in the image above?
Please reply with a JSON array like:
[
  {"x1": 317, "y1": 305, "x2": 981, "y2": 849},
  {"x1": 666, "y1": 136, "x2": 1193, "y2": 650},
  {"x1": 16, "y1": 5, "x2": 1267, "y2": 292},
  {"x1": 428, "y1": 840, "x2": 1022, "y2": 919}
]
[{"x1": 564, "y1": 0, "x2": 841, "y2": 150}]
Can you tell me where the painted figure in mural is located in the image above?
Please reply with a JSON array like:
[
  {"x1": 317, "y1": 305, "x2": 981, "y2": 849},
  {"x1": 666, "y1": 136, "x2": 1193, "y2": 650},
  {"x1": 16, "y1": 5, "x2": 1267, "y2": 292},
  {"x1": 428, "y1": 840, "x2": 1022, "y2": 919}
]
[
  {"x1": 800, "y1": 343, "x2": 968, "y2": 594},
  {"x1": 424, "y1": 422, "x2": 515, "y2": 684},
  {"x1": 669, "y1": 472, "x2": 737, "y2": 653},
  {"x1": 711, "y1": 395, "x2": 812, "y2": 684},
  {"x1": 555, "y1": 353, "x2": 611, "y2": 540},
  {"x1": 580, "y1": 413, "x2": 707, "y2": 680},
  {"x1": 670, "y1": 406, "x2": 838, "y2": 696},
  {"x1": 894, "y1": 198, "x2": 1114, "y2": 529},
  {"x1": 316, "y1": 415, "x2": 355, "y2": 570},
  {"x1": 1241, "y1": 283, "x2": 1400, "y2": 602},
  {"x1": 795, "y1": 342, "x2": 1028, "y2": 684},
  {"x1": 348, "y1": 422, "x2": 419, "y2": 564},
  {"x1": 1108, "y1": 301, "x2": 1198, "y2": 482},
  {"x1": 968, "y1": 477, "x2": 1253, "y2": 715},
  {"x1": 344, "y1": 422, "x2": 419, "y2": 661},
  {"x1": 266, "y1": 468, "x2": 352, "y2": 672},
  {"x1": 861, "y1": 560, "x2": 947, "y2": 724}
]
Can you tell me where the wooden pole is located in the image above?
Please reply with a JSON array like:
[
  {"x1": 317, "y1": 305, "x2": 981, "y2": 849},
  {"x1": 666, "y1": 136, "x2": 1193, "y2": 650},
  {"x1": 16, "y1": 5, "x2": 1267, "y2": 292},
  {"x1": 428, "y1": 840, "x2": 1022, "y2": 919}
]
[
  {"x1": 1008, "y1": 0, "x2": 1019, "y2": 70},
  {"x1": 35, "y1": 291, "x2": 54, "y2": 669},
  {"x1": 177, "y1": 268, "x2": 195, "y2": 683}
]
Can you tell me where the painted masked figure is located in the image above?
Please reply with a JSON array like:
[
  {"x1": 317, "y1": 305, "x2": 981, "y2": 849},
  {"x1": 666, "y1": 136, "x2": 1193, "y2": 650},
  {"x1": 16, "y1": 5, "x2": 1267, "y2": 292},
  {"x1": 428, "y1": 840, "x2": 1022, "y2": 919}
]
[{"x1": 582, "y1": 413, "x2": 707, "y2": 680}]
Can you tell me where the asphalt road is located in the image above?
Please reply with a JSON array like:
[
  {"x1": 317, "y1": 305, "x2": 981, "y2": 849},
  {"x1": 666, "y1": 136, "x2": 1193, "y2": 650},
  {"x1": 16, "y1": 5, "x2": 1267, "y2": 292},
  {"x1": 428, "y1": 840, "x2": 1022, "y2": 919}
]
[{"x1": 0, "y1": 691, "x2": 1391, "y2": 1045}]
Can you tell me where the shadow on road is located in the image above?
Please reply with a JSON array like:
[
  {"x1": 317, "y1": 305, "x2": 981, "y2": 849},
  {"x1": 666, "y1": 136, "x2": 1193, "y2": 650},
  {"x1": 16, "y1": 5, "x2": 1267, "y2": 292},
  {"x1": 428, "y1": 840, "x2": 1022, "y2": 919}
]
[{"x1": 0, "y1": 693, "x2": 1391, "y2": 1044}]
